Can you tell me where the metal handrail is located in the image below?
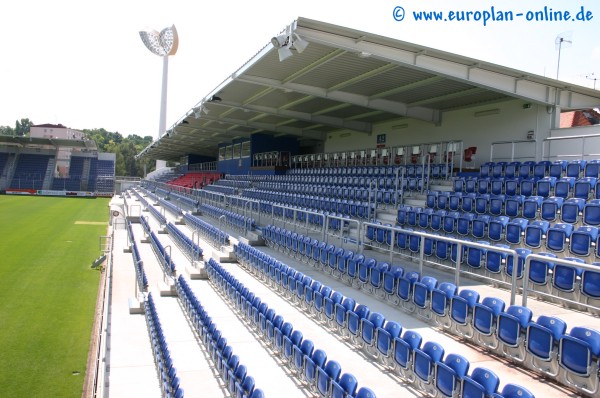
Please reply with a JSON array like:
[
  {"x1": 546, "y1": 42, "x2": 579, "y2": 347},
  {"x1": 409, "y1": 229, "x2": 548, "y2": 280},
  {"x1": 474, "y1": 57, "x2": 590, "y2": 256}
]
[
  {"x1": 360, "y1": 221, "x2": 519, "y2": 303},
  {"x1": 521, "y1": 254, "x2": 599, "y2": 310},
  {"x1": 269, "y1": 203, "x2": 326, "y2": 238},
  {"x1": 324, "y1": 213, "x2": 361, "y2": 253}
]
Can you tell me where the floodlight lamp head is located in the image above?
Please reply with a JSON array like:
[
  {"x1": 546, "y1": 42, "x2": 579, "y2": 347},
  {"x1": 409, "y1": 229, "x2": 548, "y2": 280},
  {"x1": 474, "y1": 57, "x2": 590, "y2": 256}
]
[
  {"x1": 140, "y1": 24, "x2": 179, "y2": 56},
  {"x1": 271, "y1": 34, "x2": 289, "y2": 49}
]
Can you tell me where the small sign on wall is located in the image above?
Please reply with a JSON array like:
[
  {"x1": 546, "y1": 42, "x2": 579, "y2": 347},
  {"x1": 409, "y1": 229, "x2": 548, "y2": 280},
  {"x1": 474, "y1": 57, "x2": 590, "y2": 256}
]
[{"x1": 376, "y1": 133, "x2": 386, "y2": 148}]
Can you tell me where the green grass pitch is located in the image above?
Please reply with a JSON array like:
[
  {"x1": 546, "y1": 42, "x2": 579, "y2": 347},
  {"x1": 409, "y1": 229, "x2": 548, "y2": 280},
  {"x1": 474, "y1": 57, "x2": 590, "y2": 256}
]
[{"x1": 0, "y1": 195, "x2": 110, "y2": 397}]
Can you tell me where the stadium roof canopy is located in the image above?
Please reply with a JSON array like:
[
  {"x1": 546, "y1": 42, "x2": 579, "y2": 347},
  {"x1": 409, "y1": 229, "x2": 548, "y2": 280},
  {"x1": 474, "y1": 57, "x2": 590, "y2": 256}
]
[
  {"x1": 138, "y1": 17, "x2": 600, "y2": 161},
  {"x1": 0, "y1": 135, "x2": 97, "y2": 150}
]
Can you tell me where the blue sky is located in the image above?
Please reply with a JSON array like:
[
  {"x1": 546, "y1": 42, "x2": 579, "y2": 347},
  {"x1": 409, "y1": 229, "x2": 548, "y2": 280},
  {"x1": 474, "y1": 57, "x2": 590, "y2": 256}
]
[{"x1": 1, "y1": 0, "x2": 598, "y2": 138}]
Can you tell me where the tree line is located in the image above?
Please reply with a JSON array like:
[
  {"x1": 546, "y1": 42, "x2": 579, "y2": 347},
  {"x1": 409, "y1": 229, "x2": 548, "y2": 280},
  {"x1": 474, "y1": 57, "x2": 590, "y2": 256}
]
[{"x1": 0, "y1": 119, "x2": 156, "y2": 177}]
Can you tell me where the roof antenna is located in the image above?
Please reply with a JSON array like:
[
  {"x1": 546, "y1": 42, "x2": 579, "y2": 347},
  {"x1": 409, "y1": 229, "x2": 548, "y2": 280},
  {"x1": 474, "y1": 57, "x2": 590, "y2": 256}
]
[{"x1": 555, "y1": 31, "x2": 573, "y2": 80}]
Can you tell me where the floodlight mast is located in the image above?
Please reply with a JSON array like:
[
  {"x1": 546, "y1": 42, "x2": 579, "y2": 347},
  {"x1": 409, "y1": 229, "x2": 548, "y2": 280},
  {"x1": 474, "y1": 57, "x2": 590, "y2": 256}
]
[{"x1": 139, "y1": 25, "x2": 179, "y2": 170}]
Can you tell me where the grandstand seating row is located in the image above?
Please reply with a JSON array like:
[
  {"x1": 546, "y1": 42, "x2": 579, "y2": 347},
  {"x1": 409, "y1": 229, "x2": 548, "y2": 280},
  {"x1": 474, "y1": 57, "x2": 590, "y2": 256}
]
[
  {"x1": 242, "y1": 189, "x2": 377, "y2": 219},
  {"x1": 396, "y1": 206, "x2": 600, "y2": 258},
  {"x1": 205, "y1": 258, "x2": 378, "y2": 398},
  {"x1": 267, "y1": 220, "x2": 597, "y2": 313},
  {"x1": 167, "y1": 172, "x2": 220, "y2": 189},
  {"x1": 231, "y1": 242, "x2": 541, "y2": 398},
  {"x1": 204, "y1": 185, "x2": 237, "y2": 196},
  {"x1": 183, "y1": 213, "x2": 230, "y2": 249},
  {"x1": 427, "y1": 192, "x2": 600, "y2": 225},
  {"x1": 166, "y1": 222, "x2": 203, "y2": 262},
  {"x1": 479, "y1": 159, "x2": 600, "y2": 180},
  {"x1": 176, "y1": 276, "x2": 264, "y2": 398},
  {"x1": 145, "y1": 293, "x2": 184, "y2": 398},
  {"x1": 241, "y1": 234, "x2": 600, "y2": 397},
  {"x1": 452, "y1": 176, "x2": 599, "y2": 199},
  {"x1": 140, "y1": 215, "x2": 176, "y2": 276},
  {"x1": 286, "y1": 164, "x2": 451, "y2": 179},
  {"x1": 199, "y1": 204, "x2": 255, "y2": 231},
  {"x1": 126, "y1": 221, "x2": 149, "y2": 291}
]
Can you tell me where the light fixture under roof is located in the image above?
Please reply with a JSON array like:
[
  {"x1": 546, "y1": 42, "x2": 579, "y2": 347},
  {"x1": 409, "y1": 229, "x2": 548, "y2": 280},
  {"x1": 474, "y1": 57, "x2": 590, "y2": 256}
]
[{"x1": 271, "y1": 25, "x2": 309, "y2": 62}]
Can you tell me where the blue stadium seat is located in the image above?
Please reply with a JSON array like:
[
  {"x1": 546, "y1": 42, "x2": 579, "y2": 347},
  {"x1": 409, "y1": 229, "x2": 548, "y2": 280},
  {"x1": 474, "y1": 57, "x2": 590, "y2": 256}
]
[
  {"x1": 461, "y1": 367, "x2": 500, "y2": 398},
  {"x1": 546, "y1": 223, "x2": 573, "y2": 252},
  {"x1": 504, "y1": 178, "x2": 520, "y2": 196},
  {"x1": 488, "y1": 216, "x2": 509, "y2": 242},
  {"x1": 413, "y1": 276, "x2": 438, "y2": 319},
  {"x1": 583, "y1": 199, "x2": 600, "y2": 226},
  {"x1": 569, "y1": 226, "x2": 599, "y2": 256},
  {"x1": 465, "y1": 179, "x2": 484, "y2": 193},
  {"x1": 480, "y1": 162, "x2": 493, "y2": 178},
  {"x1": 555, "y1": 176, "x2": 576, "y2": 198},
  {"x1": 522, "y1": 196, "x2": 543, "y2": 219},
  {"x1": 505, "y1": 218, "x2": 529, "y2": 245},
  {"x1": 393, "y1": 330, "x2": 422, "y2": 382},
  {"x1": 426, "y1": 191, "x2": 439, "y2": 208},
  {"x1": 442, "y1": 211, "x2": 460, "y2": 234},
  {"x1": 448, "y1": 192, "x2": 463, "y2": 211},
  {"x1": 316, "y1": 360, "x2": 342, "y2": 397},
  {"x1": 360, "y1": 311, "x2": 384, "y2": 352},
  {"x1": 376, "y1": 320, "x2": 402, "y2": 362},
  {"x1": 552, "y1": 257, "x2": 585, "y2": 299},
  {"x1": 292, "y1": 339, "x2": 314, "y2": 375},
  {"x1": 382, "y1": 266, "x2": 404, "y2": 304},
  {"x1": 567, "y1": 159, "x2": 587, "y2": 178},
  {"x1": 467, "y1": 241, "x2": 489, "y2": 271},
  {"x1": 485, "y1": 244, "x2": 510, "y2": 276},
  {"x1": 585, "y1": 159, "x2": 600, "y2": 178},
  {"x1": 437, "y1": 191, "x2": 451, "y2": 210},
  {"x1": 561, "y1": 197, "x2": 586, "y2": 223},
  {"x1": 549, "y1": 160, "x2": 567, "y2": 178},
  {"x1": 519, "y1": 178, "x2": 537, "y2": 197},
  {"x1": 525, "y1": 315, "x2": 566, "y2": 377},
  {"x1": 430, "y1": 210, "x2": 446, "y2": 231},
  {"x1": 346, "y1": 304, "x2": 370, "y2": 342},
  {"x1": 435, "y1": 353, "x2": 470, "y2": 398},
  {"x1": 524, "y1": 220, "x2": 550, "y2": 249},
  {"x1": 536, "y1": 176, "x2": 557, "y2": 198},
  {"x1": 450, "y1": 289, "x2": 480, "y2": 338},
  {"x1": 540, "y1": 196, "x2": 564, "y2": 221},
  {"x1": 334, "y1": 297, "x2": 356, "y2": 331},
  {"x1": 430, "y1": 282, "x2": 458, "y2": 329},
  {"x1": 505, "y1": 195, "x2": 524, "y2": 217},
  {"x1": 304, "y1": 349, "x2": 327, "y2": 388},
  {"x1": 418, "y1": 207, "x2": 434, "y2": 229},
  {"x1": 510, "y1": 162, "x2": 525, "y2": 179},
  {"x1": 497, "y1": 305, "x2": 532, "y2": 362},
  {"x1": 331, "y1": 373, "x2": 358, "y2": 398},
  {"x1": 457, "y1": 212, "x2": 476, "y2": 236},
  {"x1": 471, "y1": 214, "x2": 491, "y2": 239},
  {"x1": 494, "y1": 383, "x2": 535, "y2": 398},
  {"x1": 472, "y1": 296, "x2": 505, "y2": 350},
  {"x1": 490, "y1": 178, "x2": 505, "y2": 195},
  {"x1": 581, "y1": 262, "x2": 600, "y2": 305},
  {"x1": 533, "y1": 160, "x2": 551, "y2": 179},
  {"x1": 558, "y1": 326, "x2": 600, "y2": 396},
  {"x1": 528, "y1": 252, "x2": 556, "y2": 293},
  {"x1": 489, "y1": 195, "x2": 505, "y2": 216},
  {"x1": 461, "y1": 192, "x2": 477, "y2": 213},
  {"x1": 492, "y1": 162, "x2": 507, "y2": 178},
  {"x1": 413, "y1": 341, "x2": 445, "y2": 395},
  {"x1": 397, "y1": 271, "x2": 420, "y2": 312},
  {"x1": 574, "y1": 177, "x2": 597, "y2": 199},
  {"x1": 475, "y1": 193, "x2": 490, "y2": 214}
]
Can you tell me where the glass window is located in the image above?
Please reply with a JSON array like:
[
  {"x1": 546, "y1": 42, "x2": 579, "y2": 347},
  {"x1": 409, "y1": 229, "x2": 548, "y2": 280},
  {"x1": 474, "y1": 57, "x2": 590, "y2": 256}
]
[
  {"x1": 225, "y1": 145, "x2": 232, "y2": 160},
  {"x1": 219, "y1": 147, "x2": 225, "y2": 161},
  {"x1": 233, "y1": 143, "x2": 241, "y2": 159},
  {"x1": 241, "y1": 141, "x2": 250, "y2": 158}
]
